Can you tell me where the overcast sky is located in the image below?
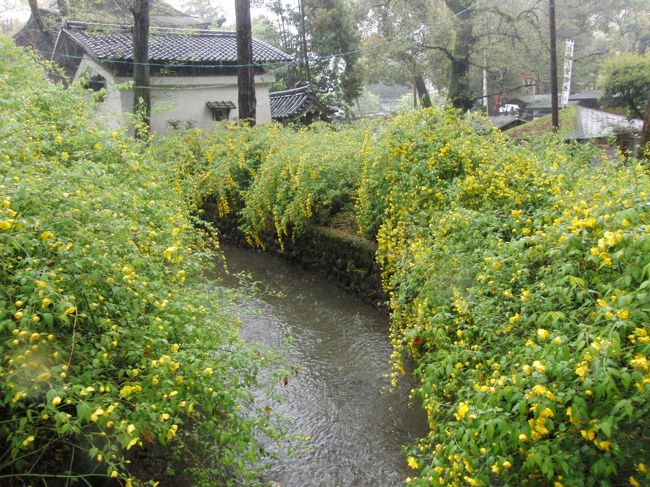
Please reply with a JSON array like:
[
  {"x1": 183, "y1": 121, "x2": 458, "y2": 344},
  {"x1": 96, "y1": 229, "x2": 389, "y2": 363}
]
[
  {"x1": 166, "y1": 0, "x2": 272, "y2": 24},
  {"x1": 1, "y1": 0, "x2": 274, "y2": 24}
]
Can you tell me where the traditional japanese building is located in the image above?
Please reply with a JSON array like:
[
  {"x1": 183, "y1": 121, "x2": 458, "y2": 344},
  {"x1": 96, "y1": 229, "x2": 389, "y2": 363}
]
[
  {"x1": 51, "y1": 20, "x2": 291, "y2": 132},
  {"x1": 270, "y1": 85, "x2": 333, "y2": 124}
]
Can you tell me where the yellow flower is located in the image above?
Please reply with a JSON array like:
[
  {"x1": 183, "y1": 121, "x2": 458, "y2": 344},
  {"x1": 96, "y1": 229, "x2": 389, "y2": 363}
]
[
  {"x1": 509, "y1": 313, "x2": 521, "y2": 324},
  {"x1": 63, "y1": 306, "x2": 76, "y2": 316},
  {"x1": 163, "y1": 246, "x2": 177, "y2": 261},
  {"x1": 110, "y1": 470, "x2": 118, "y2": 478},
  {"x1": 21, "y1": 435, "x2": 35, "y2": 447},
  {"x1": 455, "y1": 402, "x2": 469, "y2": 421},
  {"x1": 629, "y1": 476, "x2": 640, "y2": 487},
  {"x1": 166, "y1": 424, "x2": 178, "y2": 440},
  {"x1": 617, "y1": 309, "x2": 630, "y2": 320},
  {"x1": 52, "y1": 396, "x2": 62, "y2": 406},
  {"x1": 39, "y1": 230, "x2": 55, "y2": 240},
  {"x1": 637, "y1": 463, "x2": 647, "y2": 473},
  {"x1": 597, "y1": 440, "x2": 611, "y2": 452},
  {"x1": 518, "y1": 433, "x2": 528, "y2": 442},
  {"x1": 575, "y1": 362, "x2": 589, "y2": 377},
  {"x1": 407, "y1": 456, "x2": 419, "y2": 470},
  {"x1": 537, "y1": 328, "x2": 549, "y2": 340},
  {"x1": 170, "y1": 343, "x2": 180, "y2": 353},
  {"x1": 502, "y1": 460, "x2": 512, "y2": 469},
  {"x1": 630, "y1": 355, "x2": 649, "y2": 371},
  {"x1": 532, "y1": 361, "x2": 546, "y2": 373}
]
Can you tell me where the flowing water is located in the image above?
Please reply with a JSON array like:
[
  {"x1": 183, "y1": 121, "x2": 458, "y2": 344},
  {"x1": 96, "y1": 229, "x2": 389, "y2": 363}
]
[{"x1": 215, "y1": 245, "x2": 428, "y2": 487}]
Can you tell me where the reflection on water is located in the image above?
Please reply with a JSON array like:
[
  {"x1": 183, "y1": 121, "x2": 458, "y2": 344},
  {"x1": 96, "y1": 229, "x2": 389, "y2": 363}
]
[{"x1": 215, "y1": 245, "x2": 427, "y2": 487}]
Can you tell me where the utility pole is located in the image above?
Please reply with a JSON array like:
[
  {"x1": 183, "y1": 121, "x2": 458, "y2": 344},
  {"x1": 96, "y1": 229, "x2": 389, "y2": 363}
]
[
  {"x1": 235, "y1": 0, "x2": 256, "y2": 124},
  {"x1": 298, "y1": 0, "x2": 311, "y2": 85},
  {"x1": 132, "y1": 0, "x2": 151, "y2": 138},
  {"x1": 548, "y1": 0, "x2": 559, "y2": 130}
]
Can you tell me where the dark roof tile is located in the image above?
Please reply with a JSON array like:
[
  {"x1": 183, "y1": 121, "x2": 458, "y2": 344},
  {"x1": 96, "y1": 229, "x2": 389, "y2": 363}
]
[
  {"x1": 62, "y1": 20, "x2": 291, "y2": 64},
  {"x1": 269, "y1": 85, "x2": 332, "y2": 121}
]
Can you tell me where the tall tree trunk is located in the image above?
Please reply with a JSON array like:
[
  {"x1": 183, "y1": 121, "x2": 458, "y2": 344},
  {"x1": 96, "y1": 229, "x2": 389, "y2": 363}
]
[
  {"x1": 445, "y1": 1, "x2": 474, "y2": 112},
  {"x1": 236, "y1": 0, "x2": 256, "y2": 124},
  {"x1": 27, "y1": 0, "x2": 46, "y2": 32},
  {"x1": 132, "y1": 0, "x2": 151, "y2": 138},
  {"x1": 415, "y1": 74, "x2": 432, "y2": 108}
]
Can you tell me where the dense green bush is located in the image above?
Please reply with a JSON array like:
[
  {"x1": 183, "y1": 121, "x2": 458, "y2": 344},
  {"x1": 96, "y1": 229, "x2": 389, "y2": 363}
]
[
  {"x1": 0, "y1": 38, "x2": 271, "y2": 485},
  {"x1": 193, "y1": 107, "x2": 649, "y2": 486},
  {"x1": 357, "y1": 110, "x2": 650, "y2": 486},
  {"x1": 178, "y1": 121, "x2": 370, "y2": 248}
]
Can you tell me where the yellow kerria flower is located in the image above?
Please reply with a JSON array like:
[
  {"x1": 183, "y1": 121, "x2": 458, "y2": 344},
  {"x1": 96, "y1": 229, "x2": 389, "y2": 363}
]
[
  {"x1": 63, "y1": 306, "x2": 76, "y2": 316},
  {"x1": 455, "y1": 402, "x2": 469, "y2": 420},
  {"x1": 537, "y1": 328, "x2": 549, "y2": 340},
  {"x1": 163, "y1": 246, "x2": 177, "y2": 261},
  {"x1": 532, "y1": 361, "x2": 546, "y2": 373},
  {"x1": 617, "y1": 309, "x2": 630, "y2": 320},
  {"x1": 575, "y1": 362, "x2": 589, "y2": 377},
  {"x1": 407, "y1": 456, "x2": 419, "y2": 470}
]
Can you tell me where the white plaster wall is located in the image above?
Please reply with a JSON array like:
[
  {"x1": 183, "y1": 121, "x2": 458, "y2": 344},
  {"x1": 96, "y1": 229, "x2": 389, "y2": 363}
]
[
  {"x1": 114, "y1": 73, "x2": 276, "y2": 133},
  {"x1": 73, "y1": 57, "x2": 124, "y2": 131}
]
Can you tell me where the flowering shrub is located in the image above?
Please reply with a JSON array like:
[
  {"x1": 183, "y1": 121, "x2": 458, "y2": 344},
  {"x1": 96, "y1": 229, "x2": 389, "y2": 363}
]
[
  {"x1": 0, "y1": 39, "x2": 270, "y2": 485},
  {"x1": 357, "y1": 110, "x2": 650, "y2": 486},
  {"x1": 193, "y1": 106, "x2": 649, "y2": 486},
  {"x1": 181, "y1": 122, "x2": 370, "y2": 248}
]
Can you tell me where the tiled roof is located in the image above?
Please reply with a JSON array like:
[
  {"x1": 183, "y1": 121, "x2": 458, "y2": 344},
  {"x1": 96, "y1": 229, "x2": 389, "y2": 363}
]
[
  {"x1": 270, "y1": 85, "x2": 332, "y2": 121},
  {"x1": 61, "y1": 20, "x2": 292, "y2": 64},
  {"x1": 488, "y1": 115, "x2": 525, "y2": 129},
  {"x1": 206, "y1": 101, "x2": 236, "y2": 110}
]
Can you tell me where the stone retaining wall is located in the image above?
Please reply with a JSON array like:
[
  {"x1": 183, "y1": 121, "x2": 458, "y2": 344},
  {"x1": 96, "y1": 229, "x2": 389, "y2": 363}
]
[{"x1": 203, "y1": 200, "x2": 386, "y2": 307}]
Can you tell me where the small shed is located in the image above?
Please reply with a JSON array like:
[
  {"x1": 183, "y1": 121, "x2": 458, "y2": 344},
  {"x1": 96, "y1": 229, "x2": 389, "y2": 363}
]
[{"x1": 269, "y1": 85, "x2": 333, "y2": 124}]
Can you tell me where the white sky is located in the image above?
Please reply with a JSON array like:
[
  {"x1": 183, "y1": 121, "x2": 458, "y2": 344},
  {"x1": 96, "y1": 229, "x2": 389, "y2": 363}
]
[
  {"x1": 0, "y1": 0, "x2": 274, "y2": 24},
  {"x1": 166, "y1": 0, "x2": 272, "y2": 24}
]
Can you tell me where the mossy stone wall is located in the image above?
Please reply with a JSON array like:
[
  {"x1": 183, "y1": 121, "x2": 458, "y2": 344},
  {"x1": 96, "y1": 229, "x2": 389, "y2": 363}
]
[{"x1": 203, "y1": 200, "x2": 386, "y2": 307}]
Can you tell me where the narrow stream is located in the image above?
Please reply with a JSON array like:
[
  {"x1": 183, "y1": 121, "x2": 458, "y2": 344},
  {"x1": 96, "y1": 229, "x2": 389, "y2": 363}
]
[{"x1": 215, "y1": 244, "x2": 428, "y2": 487}]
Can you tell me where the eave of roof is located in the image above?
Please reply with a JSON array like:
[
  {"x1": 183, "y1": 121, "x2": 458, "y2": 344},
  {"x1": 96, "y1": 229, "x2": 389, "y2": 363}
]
[
  {"x1": 270, "y1": 85, "x2": 333, "y2": 121},
  {"x1": 60, "y1": 20, "x2": 292, "y2": 65}
]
